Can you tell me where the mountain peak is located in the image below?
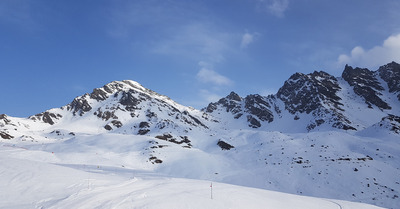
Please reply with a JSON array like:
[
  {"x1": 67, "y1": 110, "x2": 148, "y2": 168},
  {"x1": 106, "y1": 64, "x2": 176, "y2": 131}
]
[
  {"x1": 226, "y1": 91, "x2": 242, "y2": 102},
  {"x1": 89, "y1": 80, "x2": 146, "y2": 101},
  {"x1": 378, "y1": 62, "x2": 400, "y2": 100},
  {"x1": 203, "y1": 91, "x2": 243, "y2": 114},
  {"x1": 121, "y1": 80, "x2": 146, "y2": 90},
  {"x1": 342, "y1": 64, "x2": 390, "y2": 109},
  {"x1": 277, "y1": 70, "x2": 341, "y2": 114}
]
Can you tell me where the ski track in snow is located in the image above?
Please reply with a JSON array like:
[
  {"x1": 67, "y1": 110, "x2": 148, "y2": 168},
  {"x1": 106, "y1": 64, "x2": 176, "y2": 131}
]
[
  {"x1": 0, "y1": 134, "x2": 390, "y2": 209},
  {"x1": 324, "y1": 199, "x2": 343, "y2": 209}
]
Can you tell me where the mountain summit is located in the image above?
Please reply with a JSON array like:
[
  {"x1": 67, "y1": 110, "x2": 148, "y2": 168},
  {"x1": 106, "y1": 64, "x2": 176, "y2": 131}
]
[
  {"x1": 206, "y1": 62, "x2": 400, "y2": 133},
  {"x1": 3, "y1": 62, "x2": 399, "y2": 136},
  {"x1": 26, "y1": 80, "x2": 212, "y2": 134},
  {"x1": 1, "y1": 62, "x2": 399, "y2": 209}
]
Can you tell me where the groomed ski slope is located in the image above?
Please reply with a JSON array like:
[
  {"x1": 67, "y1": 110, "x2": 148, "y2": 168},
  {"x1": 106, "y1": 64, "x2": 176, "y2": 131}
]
[{"x1": 0, "y1": 140, "x2": 384, "y2": 209}]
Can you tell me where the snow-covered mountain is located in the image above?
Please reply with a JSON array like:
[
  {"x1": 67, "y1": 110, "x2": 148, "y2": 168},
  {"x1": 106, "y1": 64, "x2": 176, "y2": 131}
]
[
  {"x1": 31, "y1": 80, "x2": 211, "y2": 133},
  {"x1": 1, "y1": 80, "x2": 214, "y2": 142},
  {"x1": 1, "y1": 62, "x2": 399, "y2": 209},
  {"x1": 205, "y1": 61, "x2": 400, "y2": 133}
]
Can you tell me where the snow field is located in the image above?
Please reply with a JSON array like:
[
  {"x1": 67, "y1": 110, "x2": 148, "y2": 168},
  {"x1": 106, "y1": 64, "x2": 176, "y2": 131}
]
[
  {"x1": 1, "y1": 129, "x2": 396, "y2": 208},
  {"x1": 0, "y1": 145, "x2": 384, "y2": 209}
]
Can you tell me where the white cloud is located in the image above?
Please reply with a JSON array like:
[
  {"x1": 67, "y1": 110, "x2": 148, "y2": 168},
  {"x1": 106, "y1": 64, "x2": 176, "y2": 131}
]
[
  {"x1": 337, "y1": 33, "x2": 400, "y2": 69},
  {"x1": 196, "y1": 68, "x2": 233, "y2": 86},
  {"x1": 268, "y1": 0, "x2": 289, "y2": 17},
  {"x1": 195, "y1": 62, "x2": 232, "y2": 108},
  {"x1": 241, "y1": 33, "x2": 254, "y2": 48},
  {"x1": 257, "y1": 0, "x2": 289, "y2": 18},
  {"x1": 240, "y1": 32, "x2": 258, "y2": 49},
  {"x1": 108, "y1": 2, "x2": 235, "y2": 64}
]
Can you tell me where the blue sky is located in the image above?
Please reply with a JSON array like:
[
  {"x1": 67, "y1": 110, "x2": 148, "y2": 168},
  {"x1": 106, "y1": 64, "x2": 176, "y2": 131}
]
[{"x1": 1, "y1": 0, "x2": 400, "y2": 117}]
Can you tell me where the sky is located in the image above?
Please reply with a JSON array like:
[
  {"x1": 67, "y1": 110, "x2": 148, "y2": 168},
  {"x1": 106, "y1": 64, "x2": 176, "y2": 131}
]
[{"x1": 1, "y1": 0, "x2": 400, "y2": 117}]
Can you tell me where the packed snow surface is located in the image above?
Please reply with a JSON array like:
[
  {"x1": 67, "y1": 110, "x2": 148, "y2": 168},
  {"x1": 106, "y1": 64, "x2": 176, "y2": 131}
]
[
  {"x1": 1, "y1": 68, "x2": 400, "y2": 209},
  {"x1": 0, "y1": 132, "x2": 390, "y2": 209}
]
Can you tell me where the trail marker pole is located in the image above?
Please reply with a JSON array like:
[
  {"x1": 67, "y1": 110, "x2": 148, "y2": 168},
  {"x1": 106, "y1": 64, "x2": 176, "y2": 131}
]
[{"x1": 210, "y1": 182, "x2": 213, "y2": 199}]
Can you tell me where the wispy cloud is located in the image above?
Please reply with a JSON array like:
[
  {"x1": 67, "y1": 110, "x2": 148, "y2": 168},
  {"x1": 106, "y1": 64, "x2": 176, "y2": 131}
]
[
  {"x1": 108, "y1": 1, "x2": 235, "y2": 64},
  {"x1": 257, "y1": 0, "x2": 289, "y2": 18},
  {"x1": 241, "y1": 33, "x2": 254, "y2": 49},
  {"x1": 196, "y1": 67, "x2": 233, "y2": 86},
  {"x1": 337, "y1": 33, "x2": 400, "y2": 69},
  {"x1": 107, "y1": 1, "x2": 238, "y2": 108},
  {"x1": 240, "y1": 31, "x2": 261, "y2": 49}
]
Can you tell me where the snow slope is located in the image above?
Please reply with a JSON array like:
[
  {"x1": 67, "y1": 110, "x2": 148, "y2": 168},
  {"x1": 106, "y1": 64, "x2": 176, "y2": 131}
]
[
  {"x1": 1, "y1": 62, "x2": 399, "y2": 208},
  {"x1": 0, "y1": 143, "x2": 384, "y2": 209},
  {"x1": 1, "y1": 127, "x2": 398, "y2": 208}
]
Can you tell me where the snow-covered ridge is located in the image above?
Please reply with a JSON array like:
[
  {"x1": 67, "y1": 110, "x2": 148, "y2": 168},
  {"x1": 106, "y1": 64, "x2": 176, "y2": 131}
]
[
  {"x1": 206, "y1": 62, "x2": 400, "y2": 133},
  {"x1": 5, "y1": 62, "x2": 399, "y2": 135},
  {"x1": 1, "y1": 62, "x2": 399, "y2": 208}
]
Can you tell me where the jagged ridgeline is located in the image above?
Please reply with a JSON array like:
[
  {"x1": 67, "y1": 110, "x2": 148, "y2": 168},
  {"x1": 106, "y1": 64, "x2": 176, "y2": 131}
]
[
  {"x1": 1, "y1": 62, "x2": 399, "y2": 209},
  {"x1": 26, "y1": 80, "x2": 211, "y2": 134},
  {"x1": 1, "y1": 62, "x2": 400, "y2": 139},
  {"x1": 205, "y1": 61, "x2": 400, "y2": 132}
]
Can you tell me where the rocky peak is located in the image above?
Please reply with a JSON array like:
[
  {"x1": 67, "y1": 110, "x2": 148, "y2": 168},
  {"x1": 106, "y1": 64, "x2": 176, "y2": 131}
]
[
  {"x1": 0, "y1": 114, "x2": 9, "y2": 121},
  {"x1": 22, "y1": 79, "x2": 214, "y2": 137},
  {"x1": 277, "y1": 70, "x2": 342, "y2": 114},
  {"x1": 342, "y1": 65, "x2": 383, "y2": 90},
  {"x1": 244, "y1": 94, "x2": 274, "y2": 123},
  {"x1": 67, "y1": 94, "x2": 92, "y2": 116},
  {"x1": 378, "y1": 61, "x2": 400, "y2": 101},
  {"x1": 0, "y1": 114, "x2": 11, "y2": 126},
  {"x1": 65, "y1": 80, "x2": 168, "y2": 117},
  {"x1": 275, "y1": 70, "x2": 357, "y2": 131},
  {"x1": 226, "y1": 91, "x2": 242, "y2": 102},
  {"x1": 204, "y1": 92, "x2": 243, "y2": 114},
  {"x1": 342, "y1": 65, "x2": 390, "y2": 109},
  {"x1": 89, "y1": 80, "x2": 148, "y2": 102},
  {"x1": 204, "y1": 91, "x2": 275, "y2": 128}
]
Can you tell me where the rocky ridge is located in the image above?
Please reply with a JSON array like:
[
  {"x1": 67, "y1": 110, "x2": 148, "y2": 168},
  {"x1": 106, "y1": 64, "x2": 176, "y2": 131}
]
[
  {"x1": 205, "y1": 62, "x2": 400, "y2": 132},
  {"x1": 378, "y1": 61, "x2": 400, "y2": 101},
  {"x1": 1, "y1": 62, "x2": 400, "y2": 139},
  {"x1": 1, "y1": 62, "x2": 399, "y2": 209},
  {"x1": 3, "y1": 80, "x2": 213, "y2": 141}
]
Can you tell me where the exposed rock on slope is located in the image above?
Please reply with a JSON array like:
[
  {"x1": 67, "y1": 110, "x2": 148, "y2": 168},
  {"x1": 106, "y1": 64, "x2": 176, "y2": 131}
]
[
  {"x1": 378, "y1": 61, "x2": 400, "y2": 101},
  {"x1": 12, "y1": 80, "x2": 213, "y2": 138},
  {"x1": 3, "y1": 62, "x2": 399, "y2": 135},
  {"x1": 277, "y1": 71, "x2": 343, "y2": 114},
  {"x1": 277, "y1": 71, "x2": 355, "y2": 131},
  {"x1": 342, "y1": 65, "x2": 390, "y2": 110},
  {"x1": 372, "y1": 114, "x2": 400, "y2": 134},
  {"x1": 1, "y1": 62, "x2": 400, "y2": 209},
  {"x1": 205, "y1": 62, "x2": 399, "y2": 132},
  {"x1": 204, "y1": 92, "x2": 276, "y2": 128}
]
